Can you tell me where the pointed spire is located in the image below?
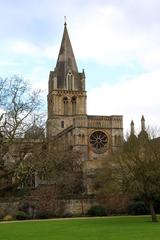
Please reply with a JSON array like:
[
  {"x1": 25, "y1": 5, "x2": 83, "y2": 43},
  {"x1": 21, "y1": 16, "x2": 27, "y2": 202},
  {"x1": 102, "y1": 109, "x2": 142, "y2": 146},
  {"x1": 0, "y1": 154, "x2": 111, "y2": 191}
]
[
  {"x1": 82, "y1": 69, "x2": 85, "y2": 77},
  {"x1": 51, "y1": 22, "x2": 85, "y2": 91},
  {"x1": 56, "y1": 22, "x2": 78, "y2": 76},
  {"x1": 138, "y1": 115, "x2": 148, "y2": 141},
  {"x1": 141, "y1": 115, "x2": 145, "y2": 131},
  {"x1": 130, "y1": 120, "x2": 135, "y2": 135}
]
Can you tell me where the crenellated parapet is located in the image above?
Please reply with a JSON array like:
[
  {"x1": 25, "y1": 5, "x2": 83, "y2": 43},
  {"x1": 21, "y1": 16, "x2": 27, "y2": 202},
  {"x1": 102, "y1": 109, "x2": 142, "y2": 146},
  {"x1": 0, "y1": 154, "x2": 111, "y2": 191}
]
[{"x1": 87, "y1": 115, "x2": 123, "y2": 129}]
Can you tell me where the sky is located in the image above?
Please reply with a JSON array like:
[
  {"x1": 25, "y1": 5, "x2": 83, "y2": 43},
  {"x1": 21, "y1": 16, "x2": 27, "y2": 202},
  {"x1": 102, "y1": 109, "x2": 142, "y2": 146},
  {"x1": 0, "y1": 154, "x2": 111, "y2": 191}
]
[{"x1": 0, "y1": 0, "x2": 160, "y2": 134}]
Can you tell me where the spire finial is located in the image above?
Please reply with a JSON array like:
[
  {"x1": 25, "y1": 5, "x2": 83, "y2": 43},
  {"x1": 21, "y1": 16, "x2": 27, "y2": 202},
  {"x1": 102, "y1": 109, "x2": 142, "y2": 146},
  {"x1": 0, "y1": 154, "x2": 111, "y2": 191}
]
[
  {"x1": 130, "y1": 120, "x2": 135, "y2": 135},
  {"x1": 64, "y1": 16, "x2": 67, "y2": 27},
  {"x1": 141, "y1": 115, "x2": 145, "y2": 131}
]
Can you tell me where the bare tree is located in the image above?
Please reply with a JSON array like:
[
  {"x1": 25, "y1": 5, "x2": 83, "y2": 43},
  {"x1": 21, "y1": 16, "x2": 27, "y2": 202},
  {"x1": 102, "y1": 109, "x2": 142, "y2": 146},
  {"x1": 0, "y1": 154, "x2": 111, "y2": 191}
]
[
  {"x1": 33, "y1": 141, "x2": 84, "y2": 198},
  {"x1": 0, "y1": 75, "x2": 44, "y2": 140},
  {"x1": 0, "y1": 75, "x2": 84, "y2": 210},
  {"x1": 0, "y1": 75, "x2": 45, "y2": 194}
]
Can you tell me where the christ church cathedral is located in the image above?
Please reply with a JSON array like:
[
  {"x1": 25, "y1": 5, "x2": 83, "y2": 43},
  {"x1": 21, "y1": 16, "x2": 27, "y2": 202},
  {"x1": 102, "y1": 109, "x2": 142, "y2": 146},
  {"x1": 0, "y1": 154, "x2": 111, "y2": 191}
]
[
  {"x1": 46, "y1": 22, "x2": 123, "y2": 193},
  {"x1": 1, "y1": 22, "x2": 150, "y2": 216}
]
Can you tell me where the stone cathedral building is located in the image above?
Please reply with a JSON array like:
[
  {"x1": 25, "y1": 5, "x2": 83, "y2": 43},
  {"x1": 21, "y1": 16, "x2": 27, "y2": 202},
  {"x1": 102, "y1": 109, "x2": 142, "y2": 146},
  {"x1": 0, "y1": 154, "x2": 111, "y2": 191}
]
[
  {"x1": 46, "y1": 22, "x2": 123, "y2": 193},
  {"x1": 0, "y1": 22, "x2": 124, "y2": 216},
  {"x1": 3, "y1": 23, "x2": 158, "y2": 217}
]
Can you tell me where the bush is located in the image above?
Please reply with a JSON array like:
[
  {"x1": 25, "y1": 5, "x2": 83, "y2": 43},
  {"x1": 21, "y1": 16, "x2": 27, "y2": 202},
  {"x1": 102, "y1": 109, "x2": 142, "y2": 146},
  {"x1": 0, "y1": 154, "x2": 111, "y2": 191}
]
[
  {"x1": 36, "y1": 211, "x2": 55, "y2": 219},
  {"x1": 18, "y1": 202, "x2": 33, "y2": 212},
  {"x1": 127, "y1": 201, "x2": 148, "y2": 215},
  {"x1": 16, "y1": 211, "x2": 30, "y2": 220},
  {"x1": 62, "y1": 212, "x2": 73, "y2": 218},
  {"x1": 3, "y1": 214, "x2": 14, "y2": 221},
  {"x1": 18, "y1": 202, "x2": 35, "y2": 219},
  {"x1": 87, "y1": 206, "x2": 107, "y2": 216},
  {"x1": 0, "y1": 208, "x2": 6, "y2": 220},
  {"x1": 154, "y1": 200, "x2": 160, "y2": 214}
]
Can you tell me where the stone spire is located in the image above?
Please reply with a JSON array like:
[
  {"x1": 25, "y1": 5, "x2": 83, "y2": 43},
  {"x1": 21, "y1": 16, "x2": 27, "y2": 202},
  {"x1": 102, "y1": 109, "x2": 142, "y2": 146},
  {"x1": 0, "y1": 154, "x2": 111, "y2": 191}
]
[
  {"x1": 138, "y1": 115, "x2": 148, "y2": 141},
  {"x1": 55, "y1": 22, "x2": 78, "y2": 78},
  {"x1": 48, "y1": 22, "x2": 85, "y2": 91},
  {"x1": 141, "y1": 115, "x2": 145, "y2": 131},
  {"x1": 130, "y1": 120, "x2": 135, "y2": 135}
]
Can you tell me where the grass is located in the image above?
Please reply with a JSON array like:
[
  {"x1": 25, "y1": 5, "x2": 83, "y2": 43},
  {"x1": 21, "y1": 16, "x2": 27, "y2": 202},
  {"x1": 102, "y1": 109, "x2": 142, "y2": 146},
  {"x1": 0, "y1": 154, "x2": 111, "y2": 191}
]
[{"x1": 0, "y1": 216, "x2": 160, "y2": 240}]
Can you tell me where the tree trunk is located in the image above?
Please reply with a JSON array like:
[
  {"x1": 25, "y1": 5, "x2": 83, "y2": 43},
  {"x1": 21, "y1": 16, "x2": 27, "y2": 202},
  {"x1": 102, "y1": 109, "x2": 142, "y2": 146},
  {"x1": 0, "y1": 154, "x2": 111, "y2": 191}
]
[{"x1": 149, "y1": 200, "x2": 158, "y2": 222}]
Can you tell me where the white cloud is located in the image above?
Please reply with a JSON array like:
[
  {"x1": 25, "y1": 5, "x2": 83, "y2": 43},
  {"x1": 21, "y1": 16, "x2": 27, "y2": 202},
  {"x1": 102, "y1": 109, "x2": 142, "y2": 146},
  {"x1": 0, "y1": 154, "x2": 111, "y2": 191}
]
[
  {"x1": 8, "y1": 40, "x2": 58, "y2": 60},
  {"x1": 87, "y1": 70, "x2": 160, "y2": 132},
  {"x1": 43, "y1": 45, "x2": 59, "y2": 59},
  {"x1": 2, "y1": 1, "x2": 160, "y2": 70},
  {"x1": 0, "y1": 60, "x2": 18, "y2": 67},
  {"x1": 10, "y1": 41, "x2": 37, "y2": 55},
  {"x1": 0, "y1": 0, "x2": 160, "y2": 135},
  {"x1": 69, "y1": 2, "x2": 160, "y2": 70},
  {"x1": 26, "y1": 66, "x2": 48, "y2": 91}
]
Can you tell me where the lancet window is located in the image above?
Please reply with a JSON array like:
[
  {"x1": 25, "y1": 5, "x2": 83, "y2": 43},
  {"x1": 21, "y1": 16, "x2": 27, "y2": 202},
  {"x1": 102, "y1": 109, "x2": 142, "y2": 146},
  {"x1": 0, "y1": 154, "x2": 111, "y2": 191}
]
[
  {"x1": 63, "y1": 97, "x2": 68, "y2": 115},
  {"x1": 72, "y1": 96, "x2": 76, "y2": 115}
]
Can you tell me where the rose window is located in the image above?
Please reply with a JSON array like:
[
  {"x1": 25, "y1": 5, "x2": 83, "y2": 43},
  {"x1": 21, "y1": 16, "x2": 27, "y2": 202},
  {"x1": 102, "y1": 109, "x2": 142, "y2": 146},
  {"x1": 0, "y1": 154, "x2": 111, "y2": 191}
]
[{"x1": 89, "y1": 131, "x2": 108, "y2": 153}]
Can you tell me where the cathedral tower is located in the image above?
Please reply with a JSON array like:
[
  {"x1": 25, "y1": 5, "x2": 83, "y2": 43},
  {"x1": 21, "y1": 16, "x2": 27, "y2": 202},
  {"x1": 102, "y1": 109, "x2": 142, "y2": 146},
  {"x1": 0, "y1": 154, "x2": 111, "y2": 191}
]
[
  {"x1": 47, "y1": 22, "x2": 87, "y2": 137},
  {"x1": 46, "y1": 22, "x2": 123, "y2": 194}
]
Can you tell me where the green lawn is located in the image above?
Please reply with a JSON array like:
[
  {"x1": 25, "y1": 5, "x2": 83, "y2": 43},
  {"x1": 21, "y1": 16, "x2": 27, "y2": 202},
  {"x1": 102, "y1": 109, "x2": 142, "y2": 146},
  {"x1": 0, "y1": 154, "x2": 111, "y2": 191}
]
[{"x1": 0, "y1": 216, "x2": 160, "y2": 240}]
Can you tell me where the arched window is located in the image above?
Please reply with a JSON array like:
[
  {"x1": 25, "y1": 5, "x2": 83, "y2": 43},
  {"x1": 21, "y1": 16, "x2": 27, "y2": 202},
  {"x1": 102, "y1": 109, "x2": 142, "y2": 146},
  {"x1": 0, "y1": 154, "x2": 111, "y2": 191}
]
[
  {"x1": 61, "y1": 121, "x2": 64, "y2": 128},
  {"x1": 67, "y1": 71, "x2": 73, "y2": 90},
  {"x1": 78, "y1": 134, "x2": 81, "y2": 144},
  {"x1": 115, "y1": 135, "x2": 117, "y2": 145},
  {"x1": 82, "y1": 134, "x2": 85, "y2": 144},
  {"x1": 72, "y1": 96, "x2": 76, "y2": 115},
  {"x1": 63, "y1": 97, "x2": 68, "y2": 115},
  {"x1": 118, "y1": 135, "x2": 122, "y2": 145}
]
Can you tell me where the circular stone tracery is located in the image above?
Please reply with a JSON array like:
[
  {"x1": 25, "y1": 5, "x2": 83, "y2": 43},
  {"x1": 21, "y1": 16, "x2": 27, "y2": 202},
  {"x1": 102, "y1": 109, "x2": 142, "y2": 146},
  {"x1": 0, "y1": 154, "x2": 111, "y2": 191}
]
[{"x1": 89, "y1": 131, "x2": 108, "y2": 154}]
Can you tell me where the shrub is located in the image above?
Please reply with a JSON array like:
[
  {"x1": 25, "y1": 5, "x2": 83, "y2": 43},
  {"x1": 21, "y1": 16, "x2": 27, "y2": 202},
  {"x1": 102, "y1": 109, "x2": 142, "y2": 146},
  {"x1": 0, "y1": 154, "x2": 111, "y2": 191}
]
[
  {"x1": 18, "y1": 202, "x2": 31, "y2": 212},
  {"x1": 16, "y1": 211, "x2": 30, "y2": 220},
  {"x1": 87, "y1": 206, "x2": 107, "y2": 216},
  {"x1": 36, "y1": 211, "x2": 54, "y2": 219},
  {"x1": 18, "y1": 202, "x2": 35, "y2": 219},
  {"x1": 62, "y1": 212, "x2": 73, "y2": 218},
  {"x1": 3, "y1": 214, "x2": 14, "y2": 221},
  {"x1": 127, "y1": 201, "x2": 148, "y2": 215},
  {"x1": 0, "y1": 208, "x2": 6, "y2": 220},
  {"x1": 154, "y1": 199, "x2": 160, "y2": 213}
]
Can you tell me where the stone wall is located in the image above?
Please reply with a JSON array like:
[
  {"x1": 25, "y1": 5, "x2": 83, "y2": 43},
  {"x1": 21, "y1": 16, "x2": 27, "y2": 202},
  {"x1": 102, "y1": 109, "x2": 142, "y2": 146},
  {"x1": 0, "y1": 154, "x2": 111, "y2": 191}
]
[
  {"x1": 0, "y1": 185, "x2": 97, "y2": 218},
  {"x1": 60, "y1": 198, "x2": 98, "y2": 215},
  {"x1": 0, "y1": 199, "x2": 20, "y2": 217}
]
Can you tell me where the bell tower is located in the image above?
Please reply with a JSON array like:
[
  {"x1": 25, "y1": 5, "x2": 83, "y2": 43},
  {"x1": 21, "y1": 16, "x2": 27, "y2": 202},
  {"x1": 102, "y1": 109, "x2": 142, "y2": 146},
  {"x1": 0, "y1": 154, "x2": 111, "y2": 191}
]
[{"x1": 47, "y1": 22, "x2": 87, "y2": 137}]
